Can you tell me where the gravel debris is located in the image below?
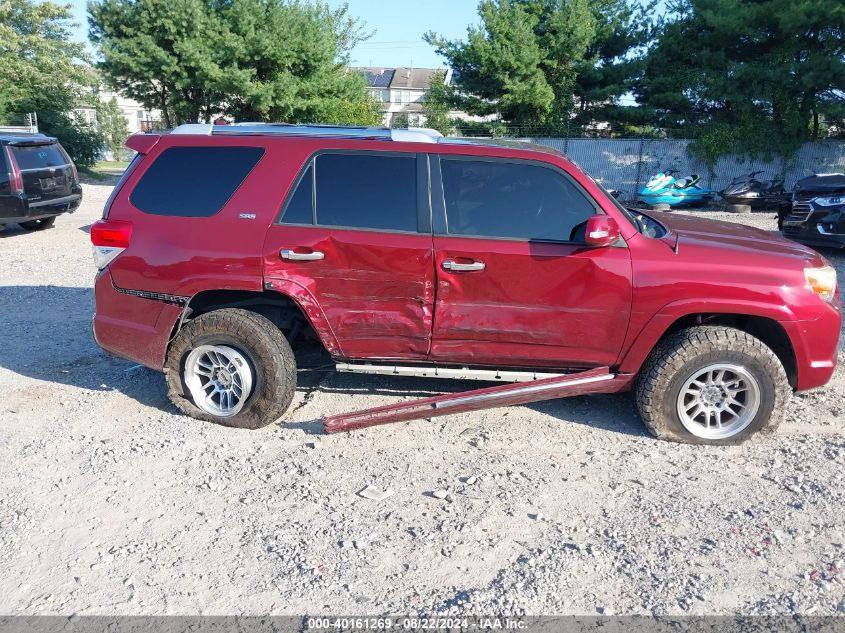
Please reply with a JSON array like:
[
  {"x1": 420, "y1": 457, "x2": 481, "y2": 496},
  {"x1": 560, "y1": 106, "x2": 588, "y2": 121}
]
[{"x1": 0, "y1": 184, "x2": 843, "y2": 615}]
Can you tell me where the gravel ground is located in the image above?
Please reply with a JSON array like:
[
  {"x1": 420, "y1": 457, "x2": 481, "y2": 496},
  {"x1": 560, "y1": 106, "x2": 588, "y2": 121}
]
[{"x1": 1, "y1": 182, "x2": 844, "y2": 617}]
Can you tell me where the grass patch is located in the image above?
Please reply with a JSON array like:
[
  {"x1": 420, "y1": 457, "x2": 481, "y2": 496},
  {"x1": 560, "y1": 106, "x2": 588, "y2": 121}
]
[
  {"x1": 78, "y1": 166, "x2": 112, "y2": 181},
  {"x1": 94, "y1": 160, "x2": 130, "y2": 170}
]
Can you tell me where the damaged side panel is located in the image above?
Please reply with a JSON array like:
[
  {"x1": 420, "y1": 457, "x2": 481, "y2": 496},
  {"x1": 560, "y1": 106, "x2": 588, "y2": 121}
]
[
  {"x1": 263, "y1": 225, "x2": 435, "y2": 359},
  {"x1": 430, "y1": 236, "x2": 634, "y2": 367}
]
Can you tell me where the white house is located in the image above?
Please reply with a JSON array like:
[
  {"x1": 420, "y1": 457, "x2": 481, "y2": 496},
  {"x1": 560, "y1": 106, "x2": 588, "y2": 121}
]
[
  {"x1": 75, "y1": 83, "x2": 161, "y2": 135},
  {"x1": 355, "y1": 66, "x2": 458, "y2": 127},
  {"x1": 355, "y1": 66, "x2": 498, "y2": 129}
]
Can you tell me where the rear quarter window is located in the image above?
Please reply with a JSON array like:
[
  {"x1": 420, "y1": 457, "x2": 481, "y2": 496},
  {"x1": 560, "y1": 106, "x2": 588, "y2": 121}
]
[
  {"x1": 11, "y1": 143, "x2": 66, "y2": 170},
  {"x1": 130, "y1": 146, "x2": 264, "y2": 217}
]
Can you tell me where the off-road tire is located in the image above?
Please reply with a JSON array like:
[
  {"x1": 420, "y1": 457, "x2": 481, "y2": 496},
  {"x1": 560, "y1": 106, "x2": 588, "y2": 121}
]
[
  {"x1": 165, "y1": 308, "x2": 296, "y2": 429},
  {"x1": 20, "y1": 217, "x2": 56, "y2": 230},
  {"x1": 634, "y1": 325, "x2": 790, "y2": 444}
]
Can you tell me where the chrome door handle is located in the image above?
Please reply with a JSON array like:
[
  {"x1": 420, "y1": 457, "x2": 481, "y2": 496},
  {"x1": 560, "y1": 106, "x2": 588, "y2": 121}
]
[
  {"x1": 280, "y1": 249, "x2": 325, "y2": 261},
  {"x1": 442, "y1": 259, "x2": 485, "y2": 272}
]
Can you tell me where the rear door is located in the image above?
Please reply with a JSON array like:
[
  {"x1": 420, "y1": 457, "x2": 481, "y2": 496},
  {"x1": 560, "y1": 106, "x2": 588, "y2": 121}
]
[
  {"x1": 430, "y1": 154, "x2": 633, "y2": 368},
  {"x1": 262, "y1": 150, "x2": 435, "y2": 360},
  {"x1": 7, "y1": 140, "x2": 77, "y2": 206}
]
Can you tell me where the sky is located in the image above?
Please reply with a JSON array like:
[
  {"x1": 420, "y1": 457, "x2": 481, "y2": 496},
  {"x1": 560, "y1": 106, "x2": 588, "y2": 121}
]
[{"x1": 65, "y1": 0, "x2": 482, "y2": 69}]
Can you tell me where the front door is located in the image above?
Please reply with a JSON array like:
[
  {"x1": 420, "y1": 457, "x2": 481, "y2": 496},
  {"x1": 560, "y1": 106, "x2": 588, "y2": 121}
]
[
  {"x1": 430, "y1": 155, "x2": 633, "y2": 368},
  {"x1": 263, "y1": 151, "x2": 435, "y2": 360}
]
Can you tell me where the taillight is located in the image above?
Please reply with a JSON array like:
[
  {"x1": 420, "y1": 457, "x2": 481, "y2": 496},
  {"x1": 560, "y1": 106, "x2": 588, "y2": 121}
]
[
  {"x1": 57, "y1": 144, "x2": 78, "y2": 182},
  {"x1": 91, "y1": 219, "x2": 132, "y2": 269},
  {"x1": 5, "y1": 146, "x2": 23, "y2": 194}
]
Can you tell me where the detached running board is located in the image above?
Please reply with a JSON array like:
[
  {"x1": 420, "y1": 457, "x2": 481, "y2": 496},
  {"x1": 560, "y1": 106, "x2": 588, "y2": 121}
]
[{"x1": 323, "y1": 366, "x2": 616, "y2": 434}]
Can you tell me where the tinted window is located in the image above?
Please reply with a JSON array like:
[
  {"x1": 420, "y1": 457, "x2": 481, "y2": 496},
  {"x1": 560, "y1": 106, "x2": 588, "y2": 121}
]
[
  {"x1": 131, "y1": 146, "x2": 263, "y2": 217},
  {"x1": 281, "y1": 164, "x2": 314, "y2": 224},
  {"x1": 441, "y1": 159, "x2": 596, "y2": 241},
  {"x1": 11, "y1": 143, "x2": 67, "y2": 170},
  {"x1": 315, "y1": 153, "x2": 417, "y2": 232}
]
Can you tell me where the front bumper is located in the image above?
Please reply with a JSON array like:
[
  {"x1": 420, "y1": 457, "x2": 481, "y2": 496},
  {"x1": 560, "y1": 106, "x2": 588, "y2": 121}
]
[
  {"x1": 782, "y1": 205, "x2": 845, "y2": 249},
  {"x1": 780, "y1": 296, "x2": 842, "y2": 391}
]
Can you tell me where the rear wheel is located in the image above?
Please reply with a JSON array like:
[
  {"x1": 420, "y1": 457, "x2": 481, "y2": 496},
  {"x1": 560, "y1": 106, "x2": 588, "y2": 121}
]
[
  {"x1": 634, "y1": 326, "x2": 790, "y2": 444},
  {"x1": 20, "y1": 216, "x2": 56, "y2": 230},
  {"x1": 165, "y1": 308, "x2": 296, "y2": 429}
]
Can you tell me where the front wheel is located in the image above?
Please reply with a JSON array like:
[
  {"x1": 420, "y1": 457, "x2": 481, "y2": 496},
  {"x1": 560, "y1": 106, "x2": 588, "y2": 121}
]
[
  {"x1": 634, "y1": 326, "x2": 790, "y2": 444},
  {"x1": 165, "y1": 308, "x2": 297, "y2": 429}
]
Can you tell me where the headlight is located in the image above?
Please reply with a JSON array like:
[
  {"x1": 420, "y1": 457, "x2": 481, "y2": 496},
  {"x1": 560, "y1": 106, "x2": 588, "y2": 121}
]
[
  {"x1": 804, "y1": 266, "x2": 838, "y2": 302},
  {"x1": 813, "y1": 196, "x2": 845, "y2": 206}
]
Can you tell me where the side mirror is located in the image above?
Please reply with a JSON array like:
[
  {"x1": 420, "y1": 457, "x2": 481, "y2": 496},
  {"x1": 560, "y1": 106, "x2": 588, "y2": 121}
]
[{"x1": 584, "y1": 215, "x2": 620, "y2": 248}]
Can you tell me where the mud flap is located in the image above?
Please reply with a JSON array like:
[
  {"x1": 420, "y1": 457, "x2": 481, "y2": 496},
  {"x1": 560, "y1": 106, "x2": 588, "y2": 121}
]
[{"x1": 323, "y1": 366, "x2": 616, "y2": 434}]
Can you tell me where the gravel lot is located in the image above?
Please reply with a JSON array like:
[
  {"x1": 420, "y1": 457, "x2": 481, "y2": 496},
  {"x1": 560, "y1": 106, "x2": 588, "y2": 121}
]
[{"x1": 1, "y1": 181, "x2": 844, "y2": 617}]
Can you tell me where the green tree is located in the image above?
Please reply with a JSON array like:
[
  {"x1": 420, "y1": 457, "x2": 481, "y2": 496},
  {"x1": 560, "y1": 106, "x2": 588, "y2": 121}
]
[
  {"x1": 89, "y1": 0, "x2": 379, "y2": 126},
  {"x1": 637, "y1": 0, "x2": 845, "y2": 159},
  {"x1": 572, "y1": 0, "x2": 658, "y2": 130},
  {"x1": 89, "y1": 0, "x2": 226, "y2": 127},
  {"x1": 390, "y1": 113, "x2": 409, "y2": 129},
  {"x1": 421, "y1": 71, "x2": 453, "y2": 135},
  {"x1": 96, "y1": 97, "x2": 130, "y2": 160},
  {"x1": 0, "y1": 0, "x2": 102, "y2": 165},
  {"x1": 213, "y1": 0, "x2": 376, "y2": 123},
  {"x1": 426, "y1": 0, "x2": 648, "y2": 133},
  {"x1": 425, "y1": 0, "x2": 564, "y2": 129}
]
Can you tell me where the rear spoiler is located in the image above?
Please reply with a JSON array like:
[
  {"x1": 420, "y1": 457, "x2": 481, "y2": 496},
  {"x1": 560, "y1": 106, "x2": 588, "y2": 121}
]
[
  {"x1": 8, "y1": 137, "x2": 57, "y2": 147},
  {"x1": 125, "y1": 133, "x2": 161, "y2": 155}
]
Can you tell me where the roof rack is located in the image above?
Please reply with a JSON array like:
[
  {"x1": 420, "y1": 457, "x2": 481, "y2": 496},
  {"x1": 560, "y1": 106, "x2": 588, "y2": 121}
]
[{"x1": 170, "y1": 123, "x2": 444, "y2": 144}]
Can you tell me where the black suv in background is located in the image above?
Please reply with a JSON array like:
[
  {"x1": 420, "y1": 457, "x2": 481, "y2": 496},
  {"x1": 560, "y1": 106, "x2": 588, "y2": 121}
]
[
  {"x1": 0, "y1": 133, "x2": 82, "y2": 231},
  {"x1": 780, "y1": 173, "x2": 845, "y2": 249}
]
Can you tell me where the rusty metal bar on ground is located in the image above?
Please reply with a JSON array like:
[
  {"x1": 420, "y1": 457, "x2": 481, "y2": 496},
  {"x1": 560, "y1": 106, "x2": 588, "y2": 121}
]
[{"x1": 323, "y1": 366, "x2": 616, "y2": 434}]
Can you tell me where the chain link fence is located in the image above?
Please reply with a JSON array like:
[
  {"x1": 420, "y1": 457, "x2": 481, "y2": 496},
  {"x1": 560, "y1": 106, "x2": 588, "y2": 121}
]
[{"x1": 523, "y1": 137, "x2": 845, "y2": 202}]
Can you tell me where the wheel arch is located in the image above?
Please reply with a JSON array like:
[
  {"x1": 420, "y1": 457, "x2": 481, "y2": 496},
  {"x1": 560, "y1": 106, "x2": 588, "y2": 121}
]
[
  {"x1": 620, "y1": 309, "x2": 798, "y2": 389},
  {"x1": 166, "y1": 286, "x2": 342, "y2": 358}
]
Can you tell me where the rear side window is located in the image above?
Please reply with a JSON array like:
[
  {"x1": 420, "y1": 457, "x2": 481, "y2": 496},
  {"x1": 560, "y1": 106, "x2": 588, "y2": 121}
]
[
  {"x1": 11, "y1": 143, "x2": 67, "y2": 170},
  {"x1": 440, "y1": 158, "x2": 596, "y2": 241},
  {"x1": 280, "y1": 164, "x2": 314, "y2": 224},
  {"x1": 313, "y1": 153, "x2": 417, "y2": 232},
  {"x1": 131, "y1": 146, "x2": 264, "y2": 217}
]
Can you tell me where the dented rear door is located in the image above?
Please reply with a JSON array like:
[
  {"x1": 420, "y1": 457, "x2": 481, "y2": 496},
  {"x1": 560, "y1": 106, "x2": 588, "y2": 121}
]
[{"x1": 263, "y1": 150, "x2": 435, "y2": 360}]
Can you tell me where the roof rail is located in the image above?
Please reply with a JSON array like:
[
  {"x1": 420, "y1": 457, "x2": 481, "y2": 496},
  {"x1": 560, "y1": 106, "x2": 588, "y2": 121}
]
[{"x1": 169, "y1": 123, "x2": 443, "y2": 143}]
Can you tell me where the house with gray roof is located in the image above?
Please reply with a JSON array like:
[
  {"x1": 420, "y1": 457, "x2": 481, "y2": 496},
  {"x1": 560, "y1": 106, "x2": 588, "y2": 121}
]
[{"x1": 354, "y1": 66, "x2": 457, "y2": 127}]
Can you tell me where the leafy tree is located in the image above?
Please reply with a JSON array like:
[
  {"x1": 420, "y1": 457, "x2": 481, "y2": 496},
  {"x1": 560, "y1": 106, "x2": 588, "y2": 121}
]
[
  {"x1": 97, "y1": 97, "x2": 130, "y2": 161},
  {"x1": 89, "y1": 0, "x2": 226, "y2": 127},
  {"x1": 89, "y1": 0, "x2": 379, "y2": 126},
  {"x1": 0, "y1": 0, "x2": 101, "y2": 165},
  {"x1": 572, "y1": 0, "x2": 658, "y2": 130},
  {"x1": 213, "y1": 0, "x2": 376, "y2": 123},
  {"x1": 425, "y1": 0, "x2": 650, "y2": 133},
  {"x1": 390, "y1": 113, "x2": 409, "y2": 129},
  {"x1": 637, "y1": 0, "x2": 845, "y2": 160},
  {"x1": 425, "y1": 0, "x2": 563, "y2": 128},
  {"x1": 421, "y1": 71, "x2": 453, "y2": 135},
  {"x1": 41, "y1": 110, "x2": 104, "y2": 167}
]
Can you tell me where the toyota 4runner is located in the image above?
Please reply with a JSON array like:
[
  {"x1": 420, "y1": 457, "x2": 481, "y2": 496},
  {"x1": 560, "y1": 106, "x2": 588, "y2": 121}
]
[{"x1": 91, "y1": 124, "x2": 841, "y2": 444}]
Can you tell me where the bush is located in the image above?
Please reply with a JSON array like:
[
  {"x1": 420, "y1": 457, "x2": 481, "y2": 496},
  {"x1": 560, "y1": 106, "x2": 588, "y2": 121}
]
[{"x1": 38, "y1": 110, "x2": 103, "y2": 168}]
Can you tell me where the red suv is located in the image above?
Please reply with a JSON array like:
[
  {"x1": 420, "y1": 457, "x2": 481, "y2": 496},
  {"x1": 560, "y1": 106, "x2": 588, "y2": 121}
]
[{"x1": 91, "y1": 124, "x2": 841, "y2": 444}]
